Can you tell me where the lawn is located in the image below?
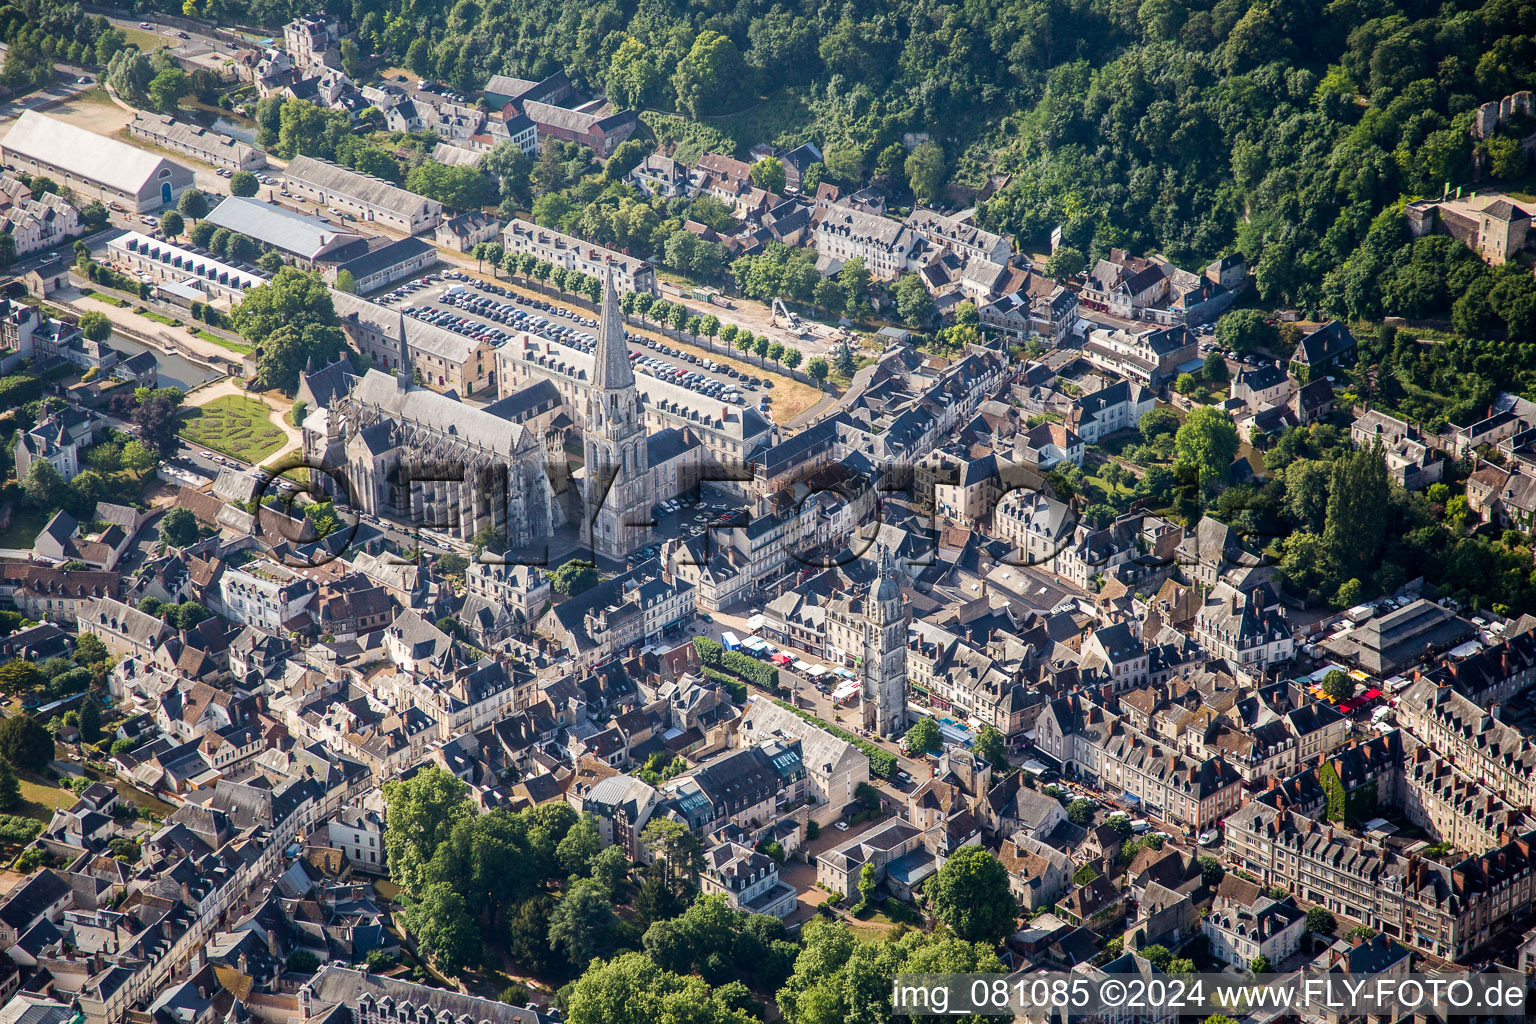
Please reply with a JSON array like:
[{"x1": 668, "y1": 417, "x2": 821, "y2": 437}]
[
  {"x1": 71, "y1": 85, "x2": 119, "y2": 107},
  {"x1": 15, "y1": 774, "x2": 73, "y2": 821},
  {"x1": 137, "y1": 308, "x2": 181, "y2": 328},
  {"x1": 179, "y1": 395, "x2": 286, "y2": 464},
  {"x1": 0, "y1": 504, "x2": 52, "y2": 550},
  {"x1": 194, "y1": 329, "x2": 252, "y2": 353},
  {"x1": 119, "y1": 26, "x2": 172, "y2": 51},
  {"x1": 81, "y1": 289, "x2": 129, "y2": 308},
  {"x1": 111, "y1": 780, "x2": 176, "y2": 820}
]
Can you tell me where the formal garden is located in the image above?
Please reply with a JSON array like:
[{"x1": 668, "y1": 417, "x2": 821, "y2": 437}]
[{"x1": 177, "y1": 395, "x2": 287, "y2": 464}]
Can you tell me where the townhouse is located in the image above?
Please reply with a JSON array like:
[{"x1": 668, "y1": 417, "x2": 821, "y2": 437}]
[
  {"x1": 501, "y1": 219, "x2": 657, "y2": 294},
  {"x1": 812, "y1": 203, "x2": 920, "y2": 281},
  {"x1": 1225, "y1": 797, "x2": 1536, "y2": 962},
  {"x1": 1082, "y1": 324, "x2": 1198, "y2": 391},
  {"x1": 1396, "y1": 677, "x2": 1536, "y2": 809}
]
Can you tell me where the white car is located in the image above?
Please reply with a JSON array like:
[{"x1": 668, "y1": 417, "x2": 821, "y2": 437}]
[
  {"x1": 834, "y1": 821, "x2": 850, "y2": 831},
  {"x1": 1198, "y1": 830, "x2": 1220, "y2": 846}
]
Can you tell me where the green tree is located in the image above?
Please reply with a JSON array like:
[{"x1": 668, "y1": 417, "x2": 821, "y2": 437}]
[
  {"x1": 807, "y1": 357, "x2": 829, "y2": 387},
  {"x1": 750, "y1": 157, "x2": 787, "y2": 194},
  {"x1": 856, "y1": 862, "x2": 877, "y2": 910},
  {"x1": 507, "y1": 895, "x2": 556, "y2": 974},
  {"x1": 926, "y1": 845, "x2": 1016, "y2": 945},
  {"x1": 0, "y1": 661, "x2": 41, "y2": 696},
  {"x1": 975, "y1": 724, "x2": 1006, "y2": 768},
  {"x1": 1321, "y1": 669, "x2": 1354, "y2": 703},
  {"x1": 605, "y1": 36, "x2": 662, "y2": 111},
  {"x1": 905, "y1": 142, "x2": 947, "y2": 202},
  {"x1": 642, "y1": 818, "x2": 703, "y2": 889},
  {"x1": 672, "y1": 30, "x2": 747, "y2": 118},
  {"x1": 814, "y1": 277, "x2": 845, "y2": 316},
  {"x1": 148, "y1": 65, "x2": 189, "y2": 112},
  {"x1": 894, "y1": 273, "x2": 935, "y2": 328},
  {"x1": 1044, "y1": 246, "x2": 1086, "y2": 280},
  {"x1": 566, "y1": 951, "x2": 759, "y2": 1024},
  {"x1": 557, "y1": 814, "x2": 602, "y2": 877},
  {"x1": 1198, "y1": 855, "x2": 1225, "y2": 885},
  {"x1": 382, "y1": 765, "x2": 473, "y2": 900},
  {"x1": 833, "y1": 339, "x2": 856, "y2": 377},
  {"x1": 21, "y1": 460, "x2": 69, "y2": 511},
  {"x1": 229, "y1": 170, "x2": 259, "y2": 197},
  {"x1": 1323, "y1": 442, "x2": 1388, "y2": 579},
  {"x1": 159, "y1": 210, "x2": 184, "y2": 238},
  {"x1": 550, "y1": 558, "x2": 598, "y2": 596},
  {"x1": 0, "y1": 760, "x2": 18, "y2": 811},
  {"x1": 78, "y1": 312, "x2": 112, "y2": 342},
  {"x1": 333, "y1": 268, "x2": 356, "y2": 294},
  {"x1": 1203, "y1": 350, "x2": 1229, "y2": 383},
  {"x1": 78, "y1": 698, "x2": 101, "y2": 745},
  {"x1": 783, "y1": 347, "x2": 802, "y2": 374},
  {"x1": 405, "y1": 161, "x2": 494, "y2": 212},
  {"x1": 591, "y1": 843, "x2": 629, "y2": 897},
  {"x1": 1141, "y1": 944, "x2": 1173, "y2": 970},
  {"x1": 0, "y1": 715, "x2": 52, "y2": 771},
  {"x1": 287, "y1": 951, "x2": 320, "y2": 974},
  {"x1": 905, "y1": 717, "x2": 940, "y2": 754},
  {"x1": 74, "y1": 634, "x2": 107, "y2": 667},
  {"x1": 1066, "y1": 799, "x2": 1094, "y2": 827},
  {"x1": 548, "y1": 877, "x2": 616, "y2": 968},
  {"x1": 1174, "y1": 407, "x2": 1239, "y2": 498},
  {"x1": 231, "y1": 268, "x2": 346, "y2": 393},
  {"x1": 778, "y1": 918, "x2": 1003, "y2": 1024},
  {"x1": 403, "y1": 881, "x2": 480, "y2": 971},
  {"x1": 1215, "y1": 309, "x2": 1276, "y2": 354},
  {"x1": 160, "y1": 506, "x2": 199, "y2": 547},
  {"x1": 1306, "y1": 907, "x2": 1337, "y2": 935},
  {"x1": 121, "y1": 439, "x2": 159, "y2": 474},
  {"x1": 1249, "y1": 954, "x2": 1272, "y2": 974},
  {"x1": 177, "y1": 188, "x2": 208, "y2": 221}
]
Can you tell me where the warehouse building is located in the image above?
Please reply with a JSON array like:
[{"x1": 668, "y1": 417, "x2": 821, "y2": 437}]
[
  {"x1": 0, "y1": 111, "x2": 195, "y2": 213},
  {"x1": 127, "y1": 112, "x2": 268, "y2": 172},
  {"x1": 283, "y1": 155, "x2": 442, "y2": 235},
  {"x1": 203, "y1": 196, "x2": 369, "y2": 268}
]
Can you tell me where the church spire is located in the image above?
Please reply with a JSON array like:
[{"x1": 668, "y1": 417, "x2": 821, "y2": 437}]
[
  {"x1": 592, "y1": 265, "x2": 634, "y2": 391},
  {"x1": 397, "y1": 309, "x2": 411, "y2": 390}
]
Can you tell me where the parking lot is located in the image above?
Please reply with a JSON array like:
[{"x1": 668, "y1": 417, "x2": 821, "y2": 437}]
[
  {"x1": 624, "y1": 493, "x2": 745, "y2": 565},
  {"x1": 383, "y1": 273, "x2": 778, "y2": 412}
]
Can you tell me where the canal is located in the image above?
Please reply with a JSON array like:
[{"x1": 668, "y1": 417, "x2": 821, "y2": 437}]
[{"x1": 109, "y1": 334, "x2": 224, "y2": 392}]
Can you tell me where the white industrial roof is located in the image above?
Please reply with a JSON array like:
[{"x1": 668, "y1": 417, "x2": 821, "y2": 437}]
[
  {"x1": 2, "y1": 111, "x2": 192, "y2": 195},
  {"x1": 204, "y1": 196, "x2": 363, "y2": 260}
]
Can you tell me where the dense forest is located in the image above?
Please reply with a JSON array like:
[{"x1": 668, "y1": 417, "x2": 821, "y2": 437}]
[{"x1": 133, "y1": 0, "x2": 1536, "y2": 280}]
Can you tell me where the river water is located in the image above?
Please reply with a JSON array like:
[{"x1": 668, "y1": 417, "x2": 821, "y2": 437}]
[{"x1": 109, "y1": 334, "x2": 223, "y2": 392}]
